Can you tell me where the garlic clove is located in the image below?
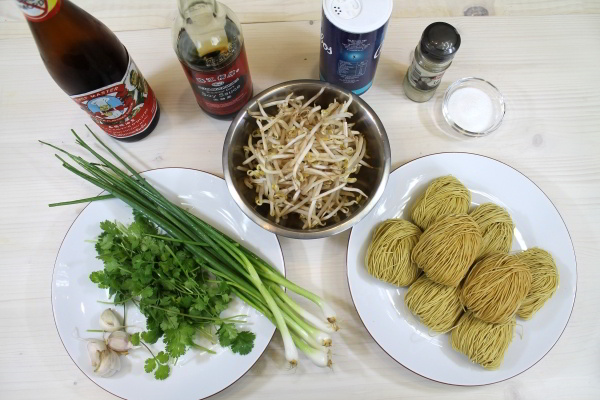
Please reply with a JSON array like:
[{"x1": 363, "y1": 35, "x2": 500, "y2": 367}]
[
  {"x1": 87, "y1": 339, "x2": 107, "y2": 371},
  {"x1": 95, "y1": 349, "x2": 121, "y2": 377},
  {"x1": 99, "y1": 308, "x2": 123, "y2": 332},
  {"x1": 106, "y1": 330, "x2": 133, "y2": 353}
]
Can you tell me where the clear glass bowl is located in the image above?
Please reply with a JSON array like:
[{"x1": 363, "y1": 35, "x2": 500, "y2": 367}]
[{"x1": 442, "y1": 77, "x2": 505, "y2": 137}]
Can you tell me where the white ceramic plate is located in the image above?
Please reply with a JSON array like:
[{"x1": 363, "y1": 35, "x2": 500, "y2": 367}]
[
  {"x1": 52, "y1": 168, "x2": 284, "y2": 400},
  {"x1": 347, "y1": 153, "x2": 576, "y2": 386}
]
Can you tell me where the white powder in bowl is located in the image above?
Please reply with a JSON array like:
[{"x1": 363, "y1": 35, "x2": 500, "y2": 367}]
[{"x1": 446, "y1": 87, "x2": 495, "y2": 133}]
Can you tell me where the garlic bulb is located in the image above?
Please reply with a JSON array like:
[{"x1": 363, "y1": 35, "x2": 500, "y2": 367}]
[
  {"x1": 95, "y1": 348, "x2": 121, "y2": 377},
  {"x1": 87, "y1": 339, "x2": 107, "y2": 371},
  {"x1": 106, "y1": 331, "x2": 133, "y2": 353},
  {"x1": 99, "y1": 308, "x2": 123, "y2": 332}
]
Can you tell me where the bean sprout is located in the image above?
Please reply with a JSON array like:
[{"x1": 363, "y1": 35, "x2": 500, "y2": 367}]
[{"x1": 240, "y1": 90, "x2": 368, "y2": 229}]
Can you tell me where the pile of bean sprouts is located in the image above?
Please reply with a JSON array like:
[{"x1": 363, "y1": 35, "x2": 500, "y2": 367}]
[{"x1": 237, "y1": 88, "x2": 369, "y2": 229}]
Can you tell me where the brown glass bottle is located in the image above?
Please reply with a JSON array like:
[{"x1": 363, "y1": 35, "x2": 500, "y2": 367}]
[{"x1": 16, "y1": 0, "x2": 160, "y2": 141}]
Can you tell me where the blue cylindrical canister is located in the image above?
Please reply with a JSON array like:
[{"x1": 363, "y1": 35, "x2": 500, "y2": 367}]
[{"x1": 319, "y1": 0, "x2": 393, "y2": 95}]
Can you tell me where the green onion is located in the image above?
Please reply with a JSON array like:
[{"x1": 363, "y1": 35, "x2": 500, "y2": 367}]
[
  {"x1": 269, "y1": 282, "x2": 337, "y2": 333},
  {"x1": 41, "y1": 127, "x2": 338, "y2": 367}
]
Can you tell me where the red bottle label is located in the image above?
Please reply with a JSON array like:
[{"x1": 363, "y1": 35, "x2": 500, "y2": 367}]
[
  {"x1": 15, "y1": 0, "x2": 61, "y2": 22},
  {"x1": 180, "y1": 45, "x2": 252, "y2": 116},
  {"x1": 70, "y1": 57, "x2": 158, "y2": 139}
]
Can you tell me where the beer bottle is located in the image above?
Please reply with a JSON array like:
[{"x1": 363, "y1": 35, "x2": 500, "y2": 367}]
[
  {"x1": 15, "y1": 0, "x2": 160, "y2": 141},
  {"x1": 173, "y1": 0, "x2": 252, "y2": 119}
]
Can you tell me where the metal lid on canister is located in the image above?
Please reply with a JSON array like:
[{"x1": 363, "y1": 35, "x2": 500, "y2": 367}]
[
  {"x1": 322, "y1": 0, "x2": 393, "y2": 34},
  {"x1": 420, "y1": 22, "x2": 461, "y2": 61}
]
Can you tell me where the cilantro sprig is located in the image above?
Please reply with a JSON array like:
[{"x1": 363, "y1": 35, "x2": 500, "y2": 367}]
[
  {"x1": 217, "y1": 323, "x2": 256, "y2": 355},
  {"x1": 91, "y1": 213, "x2": 255, "y2": 379}
]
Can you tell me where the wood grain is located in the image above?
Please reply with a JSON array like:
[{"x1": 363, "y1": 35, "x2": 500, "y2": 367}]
[
  {"x1": 1, "y1": 0, "x2": 600, "y2": 38},
  {"x1": 0, "y1": 13, "x2": 599, "y2": 400}
]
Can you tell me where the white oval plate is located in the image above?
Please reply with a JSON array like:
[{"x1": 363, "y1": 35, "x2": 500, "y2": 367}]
[
  {"x1": 52, "y1": 168, "x2": 284, "y2": 400},
  {"x1": 347, "y1": 153, "x2": 576, "y2": 386}
]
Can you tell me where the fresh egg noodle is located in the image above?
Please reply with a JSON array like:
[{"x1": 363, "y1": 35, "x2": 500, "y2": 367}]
[
  {"x1": 470, "y1": 203, "x2": 514, "y2": 259},
  {"x1": 364, "y1": 174, "x2": 560, "y2": 371},
  {"x1": 516, "y1": 248, "x2": 559, "y2": 320},
  {"x1": 410, "y1": 175, "x2": 470, "y2": 230},
  {"x1": 461, "y1": 253, "x2": 532, "y2": 324},
  {"x1": 404, "y1": 275, "x2": 464, "y2": 333},
  {"x1": 365, "y1": 219, "x2": 422, "y2": 286},
  {"x1": 412, "y1": 214, "x2": 482, "y2": 287},
  {"x1": 451, "y1": 312, "x2": 516, "y2": 370}
]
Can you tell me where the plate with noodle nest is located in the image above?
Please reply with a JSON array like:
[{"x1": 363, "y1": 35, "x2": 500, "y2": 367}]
[{"x1": 346, "y1": 153, "x2": 576, "y2": 385}]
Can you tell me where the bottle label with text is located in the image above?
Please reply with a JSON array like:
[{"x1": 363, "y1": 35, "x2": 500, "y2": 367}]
[
  {"x1": 71, "y1": 57, "x2": 158, "y2": 139},
  {"x1": 408, "y1": 62, "x2": 445, "y2": 91},
  {"x1": 180, "y1": 45, "x2": 252, "y2": 116},
  {"x1": 15, "y1": 0, "x2": 61, "y2": 22},
  {"x1": 319, "y1": 10, "x2": 388, "y2": 95}
]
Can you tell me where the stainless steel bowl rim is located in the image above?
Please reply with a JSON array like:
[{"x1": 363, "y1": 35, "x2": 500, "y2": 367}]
[{"x1": 222, "y1": 79, "x2": 391, "y2": 239}]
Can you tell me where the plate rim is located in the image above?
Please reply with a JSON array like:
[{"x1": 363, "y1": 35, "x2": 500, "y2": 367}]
[
  {"x1": 50, "y1": 167, "x2": 285, "y2": 400},
  {"x1": 345, "y1": 152, "x2": 578, "y2": 386}
]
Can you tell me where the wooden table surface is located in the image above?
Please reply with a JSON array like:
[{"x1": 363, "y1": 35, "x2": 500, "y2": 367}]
[{"x1": 1, "y1": 1, "x2": 599, "y2": 399}]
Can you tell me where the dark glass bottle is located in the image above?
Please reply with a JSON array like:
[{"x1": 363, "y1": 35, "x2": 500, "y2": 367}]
[
  {"x1": 173, "y1": 0, "x2": 252, "y2": 119},
  {"x1": 16, "y1": 0, "x2": 160, "y2": 141}
]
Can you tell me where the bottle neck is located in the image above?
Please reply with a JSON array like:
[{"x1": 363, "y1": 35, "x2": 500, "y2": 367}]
[{"x1": 177, "y1": 0, "x2": 217, "y2": 18}]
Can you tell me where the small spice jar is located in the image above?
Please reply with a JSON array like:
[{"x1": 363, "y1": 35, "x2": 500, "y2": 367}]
[{"x1": 403, "y1": 22, "x2": 461, "y2": 102}]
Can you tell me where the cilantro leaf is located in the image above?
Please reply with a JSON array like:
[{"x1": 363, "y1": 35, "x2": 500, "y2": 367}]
[
  {"x1": 159, "y1": 309, "x2": 180, "y2": 331},
  {"x1": 154, "y1": 364, "x2": 170, "y2": 380},
  {"x1": 164, "y1": 322, "x2": 195, "y2": 358},
  {"x1": 231, "y1": 331, "x2": 256, "y2": 355},
  {"x1": 144, "y1": 357, "x2": 156, "y2": 373},
  {"x1": 139, "y1": 287, "x2": 153, "y2": 299},
  {"x1": 183, "y1": 279, "x2": 196, "y2": 290},
  {"x1": 156, "y1": 351, "x2": 169, "y2": 364},
  {"x1": 130, "y1": 332, "x2": 140, "y2": 346},
  {"x1": 104, "y1": 258, "x2": 120, "y2": 273},
  {"x1": 217, "y1": 323, "x2": 238, "y2": 347},
  {"x1": 190, "y1": 297, "x2": 206, "y2": 313},
  {"x1": 213, "y1": 299, "x2": 227, "y2": 314},
  {"x1": 179, "y1": 295, "x2": 193, "y2": 309},
  {"x1": 141, "y1": 326, "x2": 162, "y2": 344},
  {"x1": 89, "y1": 271, "x2": 108, "y2": 288},
  {"x1": 99, "y1": 234, "x2": 115, "y2": 251},
  {"x1": 99, "y1": 220, "x2": 119, "y2": 234}
]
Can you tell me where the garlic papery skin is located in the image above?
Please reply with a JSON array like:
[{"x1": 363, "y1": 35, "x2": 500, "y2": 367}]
[
  {"x1": 95, "y1": 349, "x2": 121, "y2": 377},
  {"x1": 87, "y1": 339, "x2": 107, "y2": 371},
  {"x1": 106, "y1": 331, "x2": 133, "y2": 353},
  {"x1": 99, "y1": 308, "x2": 123, "y2": 332}
]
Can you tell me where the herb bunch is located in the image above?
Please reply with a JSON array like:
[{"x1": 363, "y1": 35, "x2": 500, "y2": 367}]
[{"x1": 91, "y1": 212, "x2": 255, "y2": 379}]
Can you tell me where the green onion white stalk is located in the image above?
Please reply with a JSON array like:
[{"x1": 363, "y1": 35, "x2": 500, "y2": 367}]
[
  {"x1": 291, "y1": 332, "x2": 332, "y2": 368},
  {"x1": 270, "y1": 285, "x2": 332, "y2": 346},
  {"x1": 42, "y1": 128, "x2": 338, "y2": 368},
  {"x1": 270, "y1": 282, "x2": 338, "y2": 333}
]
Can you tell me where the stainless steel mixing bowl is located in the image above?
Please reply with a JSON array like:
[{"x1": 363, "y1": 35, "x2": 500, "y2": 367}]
[{"x1": 222, "y1": 80, "x2": 391, "y2": 239}]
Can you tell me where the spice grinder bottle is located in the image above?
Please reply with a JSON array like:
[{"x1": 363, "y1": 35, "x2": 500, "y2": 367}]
[{"x1": 403, "y1": 22, "x2": 461, "y2": 103}]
